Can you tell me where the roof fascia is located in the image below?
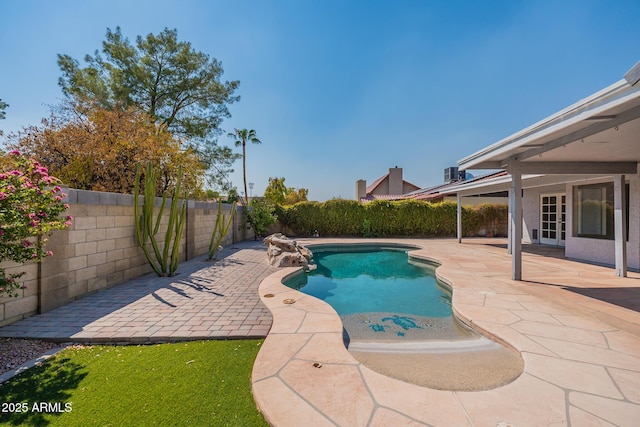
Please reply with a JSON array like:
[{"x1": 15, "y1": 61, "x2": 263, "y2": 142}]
[{"x1": 458, "y1": 79, "x2": 635, "y2": 170}]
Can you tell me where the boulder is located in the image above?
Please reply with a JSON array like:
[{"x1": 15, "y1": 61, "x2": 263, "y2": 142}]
[{"x1": 264, "y1": 233, "x2": 314, "y2": 269}]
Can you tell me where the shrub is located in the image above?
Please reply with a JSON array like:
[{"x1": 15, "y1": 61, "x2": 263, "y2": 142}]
[
  {"x1": 247, "y1": 199, "x2": 277, "y2": 238},
  {"x1": 277, "y1": 198, "x2": 507, "y2": 238},
  {"x1": 0, "y1": 151, "x2": 72, "y2": 297}
]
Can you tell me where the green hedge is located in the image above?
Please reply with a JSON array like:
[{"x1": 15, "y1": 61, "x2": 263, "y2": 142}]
[{"x1": 277, "y1": 199, "x2": 507, "y2": 237}]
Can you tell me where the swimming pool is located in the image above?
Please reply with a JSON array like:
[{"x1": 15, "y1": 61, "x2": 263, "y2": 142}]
[{"x1": 284, "y1": 245, "x2": 477, "y2": 341}]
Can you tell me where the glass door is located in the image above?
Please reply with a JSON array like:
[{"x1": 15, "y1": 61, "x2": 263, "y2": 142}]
[{"x1": 540, "y1": 194, "x2": 566, "y2": 246}]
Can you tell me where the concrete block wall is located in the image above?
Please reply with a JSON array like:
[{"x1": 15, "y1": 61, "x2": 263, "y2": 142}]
[{"x1": 0, "y1": 189, "x2": 252, "y2": 326}]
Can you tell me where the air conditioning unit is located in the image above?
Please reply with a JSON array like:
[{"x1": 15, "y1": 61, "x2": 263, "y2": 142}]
[{"x1": 444, "y1": 167, "x2": 458, "y2": 183}]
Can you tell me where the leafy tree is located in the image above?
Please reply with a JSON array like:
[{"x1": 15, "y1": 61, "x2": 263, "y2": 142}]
[
  {"x1": 285, "y1": 187, "x2": 309, "y2": 205},
  {"x1": 247, "y1": 199, "x2": 276, "y2": 238},
  {"x1": 263, "y1": 177, "x2": 287, "y2": 205},
  {"x1": 57, "y1": 27, "x2": 240, "y2": 186},
  {"x1": 57, "y1": 27, "x2": 239, "y2": 140},
  {"x1": 0, "y1": 98, "x2": 7, "y2": 136},
  {"x1": 227, "y1": 128, "x2": 261, "y2": 205},
  {"x1": 8, "y1": 101, "x2": 205, "y2": 196},
  {"x1": 264, "y1": 176, "x2": 309, "y2": 206},
  {"x1": 0, "y1": 99, "x2": 7, "y2": 120}
]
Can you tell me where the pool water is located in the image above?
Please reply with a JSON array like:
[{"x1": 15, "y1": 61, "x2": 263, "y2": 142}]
[
  {"x1": 284, "y1": 248, "x2": 476, "y2": 341},
  {"x1": 286, "y1": 249, "x2": 451, "y2": 317}
]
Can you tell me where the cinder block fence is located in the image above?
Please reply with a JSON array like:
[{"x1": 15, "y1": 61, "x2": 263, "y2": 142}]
[{"x1": 0, "y1": 189, "x2": 252, "y2": 327}]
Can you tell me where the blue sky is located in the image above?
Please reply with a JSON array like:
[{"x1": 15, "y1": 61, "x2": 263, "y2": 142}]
[{"x1": 1, "y1": 0, "x2": 639, "y2": 201}]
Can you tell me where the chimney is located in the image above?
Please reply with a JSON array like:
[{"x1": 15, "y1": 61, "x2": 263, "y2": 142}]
[
  {"x1": 356, "y1": 179, "x2": 367, "y2": 200},
  {"x1": 389, "y1": 166, "x2": 403, "y2": 195}
]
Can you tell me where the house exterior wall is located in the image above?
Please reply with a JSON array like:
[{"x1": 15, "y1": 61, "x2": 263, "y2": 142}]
[
  {"x1": 520, "y1": 170, "x2": 639, "y2": 271},
  {"x1": 370, "y1": 178, "x2": 390, "y2": 196},
  {"x1": 564, "y1": 169, "x2": 640, "y2": 271},
  {"x1": 0, "y1": 189, "x2": 251, "y2": 326}
]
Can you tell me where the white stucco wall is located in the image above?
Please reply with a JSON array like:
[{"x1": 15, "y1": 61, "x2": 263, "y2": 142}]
[
  {"x1": 564, "y1": 170, "x2": 639, "y2": 271},
  {"x1": 519, "y1": 173, "x2": 639, "y2": 271}
]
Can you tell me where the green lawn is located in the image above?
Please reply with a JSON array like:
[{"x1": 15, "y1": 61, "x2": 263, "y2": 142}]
[{"x1": 0, "y1": 340, "x2": 268, "y2": 426}]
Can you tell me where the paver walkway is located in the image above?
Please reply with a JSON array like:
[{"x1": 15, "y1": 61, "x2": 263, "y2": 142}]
[
  {"x1": 0, "y1": 241, "x2": 276, "y2": 342},
  {"x1": 253, "y1": 238, "x2": 640, "y2": 427}
]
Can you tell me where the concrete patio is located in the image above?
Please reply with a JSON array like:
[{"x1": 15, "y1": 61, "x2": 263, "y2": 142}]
[
  {"x1": 1, "y1": 237, "x2": 639, "y2": 425},
  {"x1": 0, "y1": 241, "x2": 276, "y2": 342},
  {"x1": 253, "y1": 237, "x2": 640, "y2": 426}
]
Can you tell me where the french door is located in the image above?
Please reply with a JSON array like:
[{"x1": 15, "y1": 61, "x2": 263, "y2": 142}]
[{"x1": 540, "y1": 193, "x2": 566, "y2": 246}]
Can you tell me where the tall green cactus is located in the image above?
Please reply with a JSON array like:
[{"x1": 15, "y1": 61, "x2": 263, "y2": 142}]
[
  {"x1": 134, "y1": 162, "x2": 187, "y2": 277},
  {"x1": 207, "y1": 200, "x2": 236, "y2": 260}
]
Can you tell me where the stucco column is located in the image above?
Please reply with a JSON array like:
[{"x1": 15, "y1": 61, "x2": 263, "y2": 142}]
[
  {"x1": 457, "y1": 193, "x2": 462, "y2": 243},
  {"x1": 507, "y1": 188, "x2": 513, "y2": 255},
  {"x1": 614, "y1": 174, "x2": 628, "y2": 277},
  {"x1": 509, "y1": 162, "x2": 523, "y2": 281}
]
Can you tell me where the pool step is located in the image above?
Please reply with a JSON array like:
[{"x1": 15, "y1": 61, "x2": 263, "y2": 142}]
[{"x1": 347, "y1": 336, "x2": 500, "y2": 354}]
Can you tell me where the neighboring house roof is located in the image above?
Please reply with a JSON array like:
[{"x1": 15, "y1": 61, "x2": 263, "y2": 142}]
[
  {"x1": 360, "y1": 171, "x2": 508, "y2": 203},
  {"x1": 359, "y1": 193, "x2": 408, "y2": 203},
  {"x1": 366, "y1": 173, "x2": 389, "y2": 194},
  {"x1": 408, "y1": 171, "x2": 508, "y2": 201},
  {"x1": 365, "y1": 173, "x2": 420, "y2": 195}
]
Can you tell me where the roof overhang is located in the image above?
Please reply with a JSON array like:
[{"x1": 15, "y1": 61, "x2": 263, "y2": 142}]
[
  {"x1": 458, "y1": 63, "x2": 640, "y2": 172},
  {"x1": 440, "y1": 173, "x2": 634, "y2": 197}
]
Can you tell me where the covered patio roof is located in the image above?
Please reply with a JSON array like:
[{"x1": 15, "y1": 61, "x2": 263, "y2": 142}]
[{"x1": 448, "y1": 61, "x2": 640, "y2": 280}]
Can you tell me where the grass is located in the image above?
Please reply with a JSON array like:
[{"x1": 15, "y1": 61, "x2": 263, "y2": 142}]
[{"x1": 0, "y1": 340, "x2": 268, "y2": 426}]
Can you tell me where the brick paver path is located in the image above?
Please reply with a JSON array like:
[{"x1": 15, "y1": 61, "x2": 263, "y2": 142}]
[{"x1": 0, "y1": 241, "x2": 276, "y2": 343}]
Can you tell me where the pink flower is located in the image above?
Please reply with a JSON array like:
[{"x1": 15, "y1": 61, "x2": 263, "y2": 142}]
[
  {"x1": 45, "y1": 251, "x2": 53, "y2": 257},
  {"x1": 0, "y1": 193, "x2": 6, "y2": 201},
  {"x1": 22, "y1": 240, "x2": 31, "y2": 247},
  {"x1": 0, "y1": 229, "x2": 4, "y2": 235},
  {"x1": 29, "y1": 220, "x2": 40, "y2": 227},
  {"x1": 8, "y1": 150, "x2": 21, "y2": 156},
  {"x1": 0, "y1": 173, "x2": 7, "y2": 180}
]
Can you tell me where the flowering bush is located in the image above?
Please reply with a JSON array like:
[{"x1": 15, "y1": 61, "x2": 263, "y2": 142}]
[{"x1": 0, "y1": 150, "x2": 72, "y2": 297}]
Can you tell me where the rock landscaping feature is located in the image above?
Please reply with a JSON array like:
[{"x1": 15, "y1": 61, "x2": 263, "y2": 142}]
[{"x1": 264, "y1": 234, "x2": 314, "y2": 269}]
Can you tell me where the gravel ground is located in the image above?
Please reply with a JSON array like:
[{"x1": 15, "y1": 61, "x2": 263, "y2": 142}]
[{"x1": 0, "y1": 338, "x2": 62, "y2": 376}]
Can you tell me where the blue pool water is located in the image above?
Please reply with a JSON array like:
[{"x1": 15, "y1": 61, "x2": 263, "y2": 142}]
[{"x1": 284, "y1": 249, "x2": 452, "y2": 318}]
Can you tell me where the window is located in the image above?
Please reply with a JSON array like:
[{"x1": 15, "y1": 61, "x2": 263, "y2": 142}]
[{"x1": 573, "y1": 182, "x2": 630, "y2": 240}]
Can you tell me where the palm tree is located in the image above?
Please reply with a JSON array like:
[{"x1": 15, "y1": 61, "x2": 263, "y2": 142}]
[{"x1": 228, "y1": 128, "x2": 261, "y2": 205}]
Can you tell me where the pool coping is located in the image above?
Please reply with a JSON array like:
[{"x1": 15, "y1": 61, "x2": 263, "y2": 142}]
[{"x1": 251, "y1": 237, "x2": 640, "y2": 426}]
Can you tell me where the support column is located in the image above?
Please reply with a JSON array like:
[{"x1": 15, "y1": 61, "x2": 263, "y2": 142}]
[
  {"x1": 614, "y1": 175, "x2": 628, "y2": 277},
  {"x1": 509, "y1": 163, "x2": 523, "y2": 281},
  {"x1": 507, "y1": 189, "x2": 513, "y2": 255},
  {"x1": 457, "y1": 194, "x2": 462, "y2": 243}
]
